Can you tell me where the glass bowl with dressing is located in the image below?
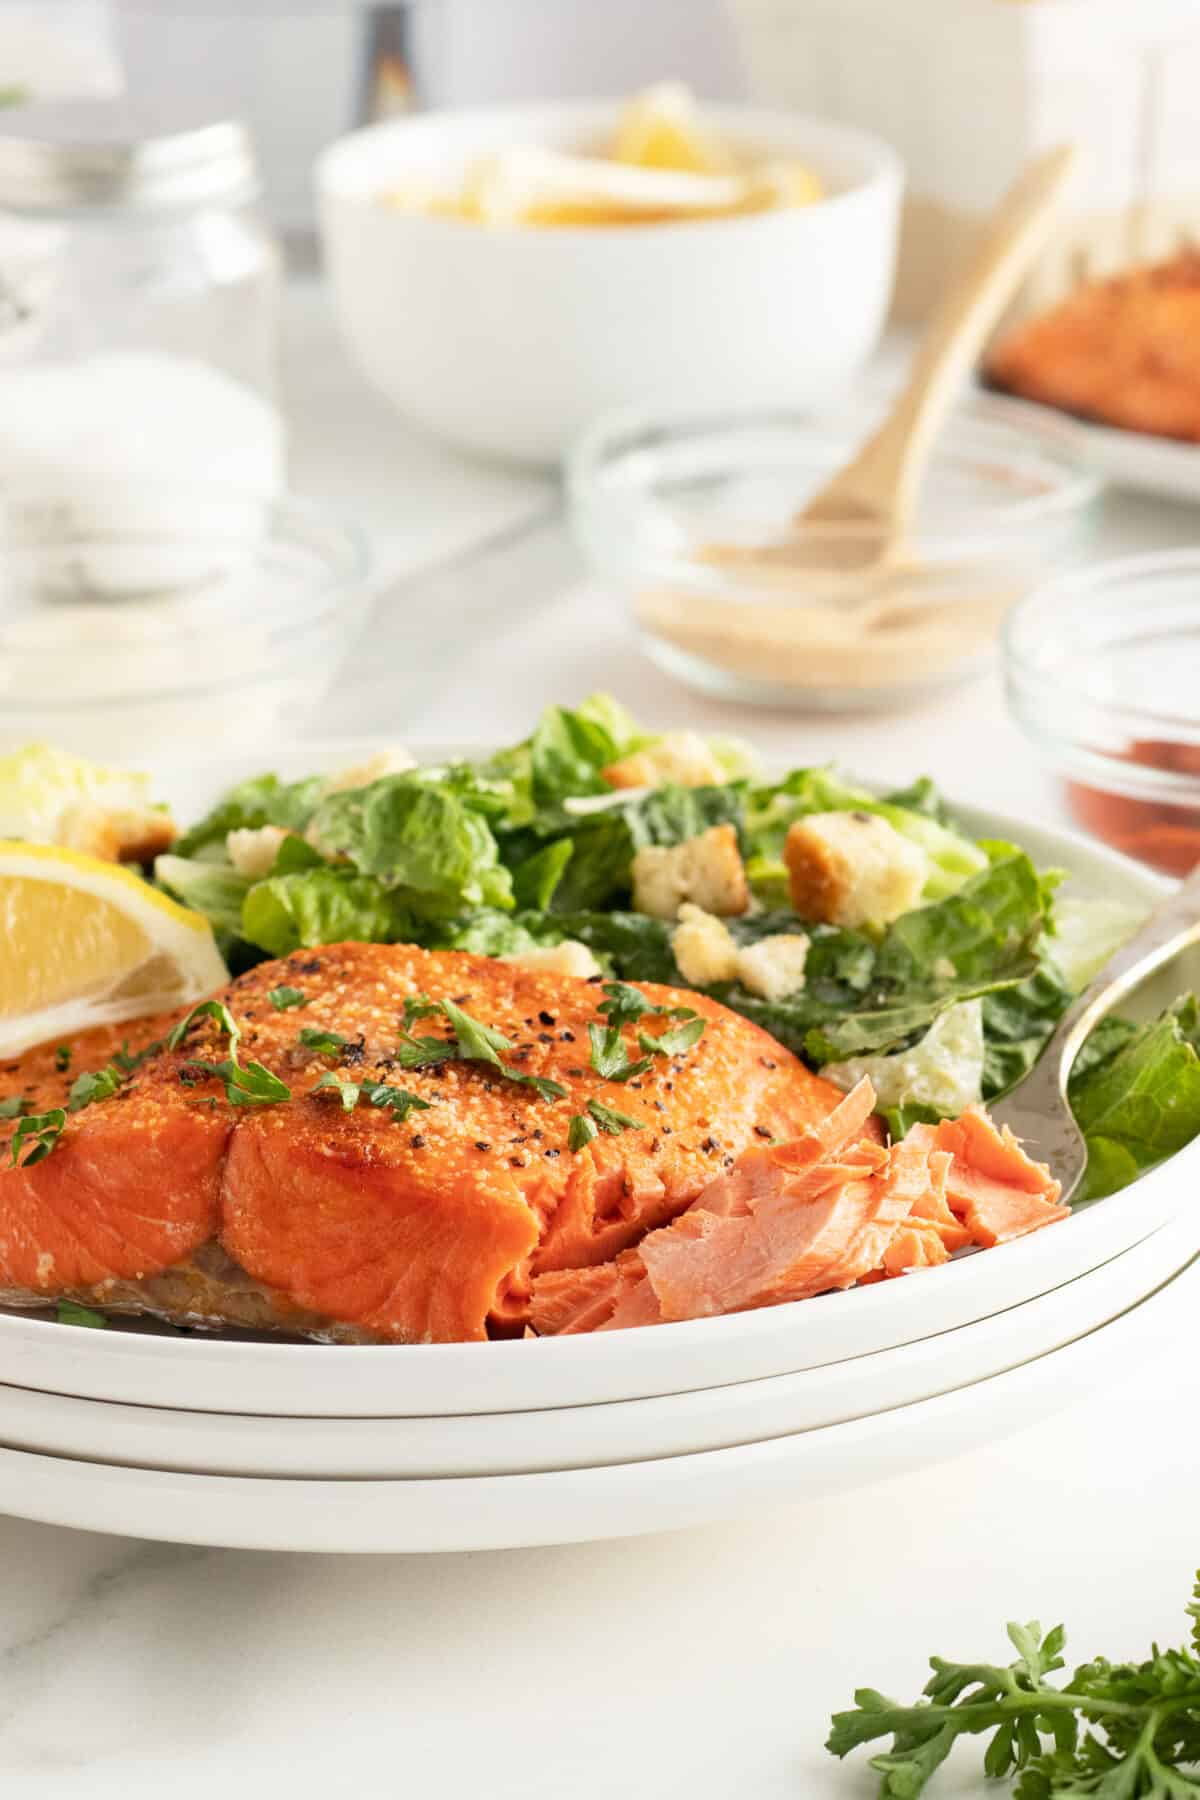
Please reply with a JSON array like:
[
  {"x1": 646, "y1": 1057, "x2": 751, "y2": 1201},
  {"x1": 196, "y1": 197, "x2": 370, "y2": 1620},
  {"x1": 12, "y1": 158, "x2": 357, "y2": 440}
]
[
  {"x1": 0, "y1": 486, "x2": 367, "y2": 760},
  {"x1": 567, "y1": 398, "x2": 1098, "y2": 710},
  {"x1": 1005, "y1": 550, "x2": 1200, "y2": 877}
]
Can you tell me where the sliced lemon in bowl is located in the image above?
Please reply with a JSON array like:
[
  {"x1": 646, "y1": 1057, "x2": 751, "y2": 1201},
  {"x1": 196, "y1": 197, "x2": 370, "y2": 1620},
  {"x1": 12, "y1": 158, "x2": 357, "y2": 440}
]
[
  {"x1": 609, "y1": 82, "x2": 736, "y2": 176},
  {"x1": 0, "y1": 842, "x2": 228, "y2": 1057}
]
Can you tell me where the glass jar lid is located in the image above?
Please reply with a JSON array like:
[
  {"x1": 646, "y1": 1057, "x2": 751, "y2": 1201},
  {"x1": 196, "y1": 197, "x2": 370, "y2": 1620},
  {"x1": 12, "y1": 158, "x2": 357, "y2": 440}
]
[{"x1": 0, "y1": 101, "x2": 260, "y2": 215}]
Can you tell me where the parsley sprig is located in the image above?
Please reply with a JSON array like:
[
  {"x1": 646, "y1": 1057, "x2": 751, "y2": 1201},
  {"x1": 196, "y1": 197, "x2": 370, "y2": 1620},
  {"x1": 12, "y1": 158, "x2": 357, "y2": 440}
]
[
  {"x1": 828, "y1": 1573, "x2": 1200, "y2": 1797},
  {"x1": 394, "y1": 994, "x2": 567, "y2": 1103}
]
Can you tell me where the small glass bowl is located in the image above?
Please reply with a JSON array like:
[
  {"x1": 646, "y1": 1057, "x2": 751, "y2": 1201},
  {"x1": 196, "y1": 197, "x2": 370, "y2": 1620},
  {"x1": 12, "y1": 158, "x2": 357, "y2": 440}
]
[
  {"x1": 567, "y1": 399, "x2": 1098, "y2": 711},
  {"x1": 0, "y1": 486, "x2": 368, "y2": 759},
  {"x1": 1005, "y1": 550, "x2": 1200, "y2": 877}
]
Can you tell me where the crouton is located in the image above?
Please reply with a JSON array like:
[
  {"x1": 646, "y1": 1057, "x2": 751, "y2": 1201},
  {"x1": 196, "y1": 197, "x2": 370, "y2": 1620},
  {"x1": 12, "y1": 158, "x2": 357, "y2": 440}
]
[
  {"x1": 602, "y1": 730, "x2": 727, "y2": 792},
  {"x1": 226, "y1": 825, "x2": 290, "y2": 881},
  {"x1": 322, "y1": 747, "x2": 417, "y2": 794},
  {"x1": 500, "y1": 940, "x2": 603, "y2": 980},
  {"x1": 734, "y1": 933, "x2": 810, "y2": 1001},
  {"x1": 671, "y1": 903, "x2": 738, "y2": 986},
  {"x1": 632, "y1": 824, "x2": 749, "y2": 919},
  {"x1": 60, "y1": 803, "x2": 178, "y2": 866},
  {"x1": 784, "y1": 810, "x2": 927, "y2": 931}
]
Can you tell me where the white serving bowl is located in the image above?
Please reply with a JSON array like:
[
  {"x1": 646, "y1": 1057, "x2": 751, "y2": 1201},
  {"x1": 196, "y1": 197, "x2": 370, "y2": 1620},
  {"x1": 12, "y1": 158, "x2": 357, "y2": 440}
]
[
  {"x1": 316, "y1": 101, "x2": 903, "y2": 465},
  {"x1": 1, "y1": 1253, "x2": 1194, "y2": 1553},
  {"x1": 1, "y1": 1207, "x2": 1193, "y2": 1480}
]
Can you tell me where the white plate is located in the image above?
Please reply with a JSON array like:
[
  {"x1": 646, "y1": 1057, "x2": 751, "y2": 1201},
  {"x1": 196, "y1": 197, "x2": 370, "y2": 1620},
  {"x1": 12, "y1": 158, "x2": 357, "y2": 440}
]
[
  {"x1": 0, "y1": 1209, "x2": 1194, "y2": 1478},
  {"x1": 0, "y1": 741, "x2": 1186, "y2": 1419},
  {"x1": 1, "y1": 1253, "x2": 1193, "y2": 1553},
  {"x1": 980, "y1": 387, "x2": 1200, "y2": 505}
]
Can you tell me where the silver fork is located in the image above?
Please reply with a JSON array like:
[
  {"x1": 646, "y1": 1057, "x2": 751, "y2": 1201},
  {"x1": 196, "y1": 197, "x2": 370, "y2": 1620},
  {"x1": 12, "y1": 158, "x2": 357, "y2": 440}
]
[{"x1": 991, "y1": 862, "x2": 1200, "y2": 1202}]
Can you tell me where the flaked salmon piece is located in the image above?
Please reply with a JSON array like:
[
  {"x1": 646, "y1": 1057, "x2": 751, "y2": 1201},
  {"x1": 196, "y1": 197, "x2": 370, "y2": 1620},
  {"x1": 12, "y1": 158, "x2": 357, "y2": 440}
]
[
  {"x1": 878, "y1": 1220, "x2": 951, "y2": 1276},
  {"x1": 909, "y1": 1109, "x2": 1067, "y2": 1248},
  {"x1": 0, "y1": 943, "x2": 855, "y2": 1343},
  {"x1": 601, "y1": 1086, "x2": 933, "y2": 1324},
  {"x1": 534, "y1": 1093, "x2": 1073, "y2": 1333},
  {"x1": 528, "y1": 1258, "x2": 653, "y2": 1335},
  {"x1": 905, "y1": 1147, "x2": 973, "y2": 1253}
]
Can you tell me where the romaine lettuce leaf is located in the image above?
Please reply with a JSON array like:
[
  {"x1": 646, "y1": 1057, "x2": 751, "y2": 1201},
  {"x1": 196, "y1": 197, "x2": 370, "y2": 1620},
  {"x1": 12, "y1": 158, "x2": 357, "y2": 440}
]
[
  {"x1": 511, "y1": 840, "x2": 573, "y2": 911},
  {"x1": 241, "y1": 869, "x2": 416, "y2": 957},
  {"x1": 1069, "y1": 996, "x2": 1200, "y2": 1201},
  {"x1": 980, "y1": 965, "x2": 1073, "y2": 1098},
  {"x1": 435, "y1": 911, "x2": 551, "y2": 957},
  {"x1": 805, "y1": 850, "x2": 1052, "y2": 1062},
  {"x1": 155, "y1": 854, "x2": 250, "y2": 943},
  {"x1": 307, "y1": 777, "x2": 512, "y2": 915},
  {"x1": 1045, "y1": 895, "x2": 1145, "y2": 991},
  {"x1": 523, "y1": 782, "x2": 745, "y2": 913},
  {"x1": 174, "y1": 773, "x2": 324, "y2": 858},
  {"x1": 821, "y1": 1000, "x2": 986, "y2": 1116}
]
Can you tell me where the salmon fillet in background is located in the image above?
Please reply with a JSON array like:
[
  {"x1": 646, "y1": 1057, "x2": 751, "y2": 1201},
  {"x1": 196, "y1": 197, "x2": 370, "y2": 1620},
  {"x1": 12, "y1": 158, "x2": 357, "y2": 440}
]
[{"x1": 0, "y1": 942, "x2": 861, "y2": 1344}]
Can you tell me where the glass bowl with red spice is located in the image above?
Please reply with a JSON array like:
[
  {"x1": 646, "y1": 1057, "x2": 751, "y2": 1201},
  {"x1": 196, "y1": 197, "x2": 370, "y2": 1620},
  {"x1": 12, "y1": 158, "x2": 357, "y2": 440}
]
[{"x1": 1004, "y1": 550, "x2": 1200, "y2": 877}]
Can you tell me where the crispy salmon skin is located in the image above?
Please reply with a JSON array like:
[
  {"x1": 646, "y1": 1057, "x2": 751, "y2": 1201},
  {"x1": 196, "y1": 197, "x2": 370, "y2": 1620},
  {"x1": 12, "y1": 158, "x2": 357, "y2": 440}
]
[{"x1": 0, "y1": 943, "x2": 851, "y2": 1342}]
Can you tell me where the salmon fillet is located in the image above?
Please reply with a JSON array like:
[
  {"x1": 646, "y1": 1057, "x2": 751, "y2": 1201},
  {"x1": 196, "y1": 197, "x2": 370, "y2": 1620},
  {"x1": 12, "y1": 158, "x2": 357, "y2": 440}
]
[
  {"x1": 532, "y1": 1085, "x2": 1068, "y2": 1334},
  {"x1": 0, "y1": 942, "x2": 851, "y2": 1344},
  {"x1": 987, "y1": 252, "x2": 1200, "y2": 442}
]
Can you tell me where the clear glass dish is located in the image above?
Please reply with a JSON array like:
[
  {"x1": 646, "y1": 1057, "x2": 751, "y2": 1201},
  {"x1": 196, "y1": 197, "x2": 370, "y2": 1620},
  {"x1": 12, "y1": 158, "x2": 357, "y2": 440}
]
[
  {"x1": 1005, "y1": 549, "x2": 1200, "y2": 877},
  {"x1": 567, "y1": 398, "x2": 1099, "y2": 711},
  {"x1": 0, "y1": 485, "x2": 367, "y2": 759}
]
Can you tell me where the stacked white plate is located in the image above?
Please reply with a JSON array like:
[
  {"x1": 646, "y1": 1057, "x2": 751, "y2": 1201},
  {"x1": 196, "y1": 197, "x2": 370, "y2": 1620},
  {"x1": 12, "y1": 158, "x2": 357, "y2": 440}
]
[{"x1": 0, "y1": 746, "x2": 1194, "y2": 1553}]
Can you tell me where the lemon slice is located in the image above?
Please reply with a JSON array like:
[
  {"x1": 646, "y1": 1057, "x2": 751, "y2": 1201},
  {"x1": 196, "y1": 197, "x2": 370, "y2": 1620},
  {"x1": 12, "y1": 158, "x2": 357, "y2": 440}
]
[
  {"x1": 610, "y1": 82, "x2": 735, "y2": 176},
  {"x1": 0, "y1": 841, "x2": 228, "y2": 1057}
]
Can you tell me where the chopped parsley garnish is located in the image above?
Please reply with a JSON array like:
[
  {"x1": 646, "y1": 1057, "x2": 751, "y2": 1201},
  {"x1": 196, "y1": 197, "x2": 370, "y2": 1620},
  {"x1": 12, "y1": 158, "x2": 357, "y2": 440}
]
[
  {"x1": 298, "y1": 1026, "x2": 349, "y2": 1057},
  {"x1": 590, "y1": 983, "x2": 703, "y2": 1080},
  {"x1": 568, "y1": 1113, "x2": 599, "y2": 1152},
  {"x1": 170, "y1": 999, "x2": 290, "y2": 1108},
  {"x1": 597, "y1": 982, "x2": 698, "y2": 1031},
  {"x1": 394, "y1": 995, "x2": 567, "y2": 1102},
  {"x1": 365, "y1": 1083, "x2": 432, "y2": 1122},
  {"x1": 313, "y1": 1072, "x2": 360, "y2": 1113},
  {"x1": 638, "y1": 1017, "x2": 706, "y2": 1059},
  {"x1": 167, "y1": 999, "x2": 240, "y2": 1053},
  {"x1": 402, "y1": 995, "x2": 443, "y2": 1027},
  {"x1": 67, "y1": 1066, "x2": 123, "y2": 1112},
  {"x1": 56, "y1": 1300, "x2": 109, "y2": 1329},
  {"x1": 313, "y1": 1073, "x2": 431, "y2": 1122},
  {"x1": 268, "y1": 986, "x2": 309, "y2": 1012},
  {"x1": 183, "y1": 1056, "x2": 291, "y2": 1107},
  {"x1": 54, "y1": 1045, "x2": 71, "y2": 1072},
  {"x1": 0, "y1": 1095, "x2": 27, "y2": 1121},
  {"x1": 112, "y1": 1038, "x2": 162, "y2": 1077},
  {"x1": 587, "y1": 1022, "x2": 652, "y2": 1084},
  {"x1": 10, "y1": 1109, "x2": 66, "y2": 1166},
  {"x1": 596, "y1": 982, "x2": 661, "y2": 1031},
  {"x1": 586, "y1": 1097, "x2": 644, "y2": 1136}
]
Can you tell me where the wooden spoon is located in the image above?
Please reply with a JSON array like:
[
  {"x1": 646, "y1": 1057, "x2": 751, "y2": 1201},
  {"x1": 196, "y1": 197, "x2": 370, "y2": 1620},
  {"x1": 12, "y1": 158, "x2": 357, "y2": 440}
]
[{"x1": 707, "y1": 144, "x2": 1079, "y2": 586}]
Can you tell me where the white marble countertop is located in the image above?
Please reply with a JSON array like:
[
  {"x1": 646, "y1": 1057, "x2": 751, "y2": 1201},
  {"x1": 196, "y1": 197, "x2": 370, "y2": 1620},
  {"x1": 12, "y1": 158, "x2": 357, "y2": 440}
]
[{"x1": 4, "y1": 284, "x2": 1200, "y2": 1797}]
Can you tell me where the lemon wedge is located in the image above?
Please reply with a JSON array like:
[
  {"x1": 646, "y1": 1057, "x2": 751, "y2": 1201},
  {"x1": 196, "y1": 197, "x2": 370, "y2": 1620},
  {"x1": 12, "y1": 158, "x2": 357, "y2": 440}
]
[
  {"x1": 610, "y1": 82, "x2": 735, "y2": 176},
  {"x1": 0, "y1": 841, "x2": 228, "y2": 1057}
]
